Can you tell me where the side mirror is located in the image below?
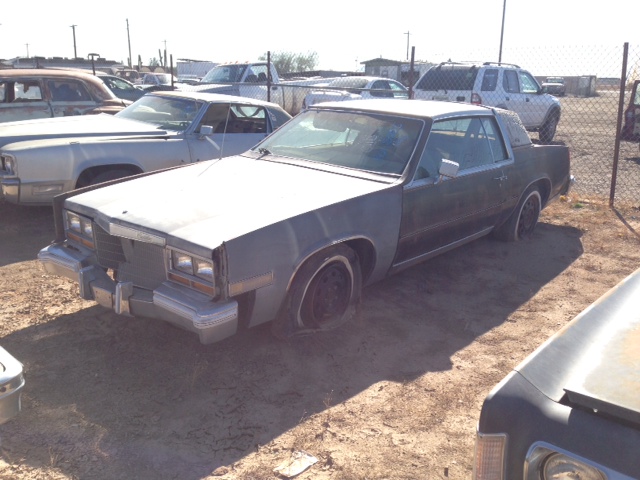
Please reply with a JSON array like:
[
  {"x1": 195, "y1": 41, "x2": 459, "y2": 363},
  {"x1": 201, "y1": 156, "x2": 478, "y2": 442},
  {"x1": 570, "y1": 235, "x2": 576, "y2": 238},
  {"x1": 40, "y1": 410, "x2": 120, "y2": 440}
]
[
  {"x1": 199, "y1": 125, "x2": 214, "y2": 137},
  {"x1": 437, "y1": 159, "x2": 459, "y2": 183}
]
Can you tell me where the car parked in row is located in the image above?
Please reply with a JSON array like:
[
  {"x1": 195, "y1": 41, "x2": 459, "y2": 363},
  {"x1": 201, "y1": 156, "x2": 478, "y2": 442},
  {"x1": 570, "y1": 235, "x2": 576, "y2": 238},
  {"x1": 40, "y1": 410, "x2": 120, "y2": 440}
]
[
  {"x1": 302, "y1": 76, "x2": 408, "y2": 109},
  {"x1": 39, "y1": 99, "x2": 572, "y2": 346},
  {"x1": 0, "y1": 346, "x2": 25, "y2": 425},
  {"x1": 474, "y1": 267, "x2": 640, "y2": 480},
  {"x1": 542, "y1": 76, "x2": 566, "y2": 96},
  {"x1": 413, "y1": 61, "x2": 562, "y2": 144},
  {"x1": 0, "y1": 91, "x2": 292, "y2": 205},
  {"x1": 0, "y1": 69, "x2": 131, "y2": 123},
  {"x1": 97, "y1": 73, "x2": 147, "y2": 102}
]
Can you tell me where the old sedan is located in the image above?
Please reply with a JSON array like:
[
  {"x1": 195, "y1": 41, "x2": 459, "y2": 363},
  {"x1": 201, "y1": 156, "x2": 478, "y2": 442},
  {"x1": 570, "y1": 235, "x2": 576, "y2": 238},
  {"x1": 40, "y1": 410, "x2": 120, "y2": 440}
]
[
  {"x1": 0, "y1": 68, "x2": 130, "y2": 123},
  {"x1": 39, "y1": 99, "x2": 571, "y2": 345},
  {"x1": 473, "y1": 267, "x2": 640, "y2": 479},
  {"x1": 303, "y1": 76, "x2": 408, "y2": 109},
  {"x1": 0, "y1": 346, "x2": 25, "y2": 425},
  {"x1": 0, "y1": 91, "x2": 292, "y2": 205}
]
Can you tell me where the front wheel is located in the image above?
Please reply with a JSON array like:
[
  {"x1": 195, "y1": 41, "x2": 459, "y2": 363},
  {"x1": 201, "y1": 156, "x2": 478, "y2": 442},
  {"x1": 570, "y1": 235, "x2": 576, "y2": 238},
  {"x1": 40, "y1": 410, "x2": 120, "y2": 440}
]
[
  {"x1": 272, "y1": 244, "x2": 362, "y2": 339},
  {"x1": 492, "y1": 187, "x2": 542, "y2": 242}
]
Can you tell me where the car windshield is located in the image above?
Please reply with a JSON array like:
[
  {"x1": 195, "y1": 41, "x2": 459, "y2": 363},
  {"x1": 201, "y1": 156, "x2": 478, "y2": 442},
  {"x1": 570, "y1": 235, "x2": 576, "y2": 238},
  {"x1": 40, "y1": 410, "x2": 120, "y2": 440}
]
[
  {"x1": 200, "y1": 64, "x2": 248, "y2": 83},
  {"x1": 116, "y1": 95, "x2": 203, "y2": 131},
  {"x1": 254, "y1": 109, "x2": 423, "y2": 176}
]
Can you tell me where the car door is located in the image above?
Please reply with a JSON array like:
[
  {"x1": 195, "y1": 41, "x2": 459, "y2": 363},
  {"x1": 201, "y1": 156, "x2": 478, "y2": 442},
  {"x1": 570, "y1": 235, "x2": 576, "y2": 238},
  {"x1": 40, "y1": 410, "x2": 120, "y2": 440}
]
[
  {"x1": 501, "y1": 69, "x2": 547, "y2": 128},
  {"x1": 186, "y1": 103, "x2": 270, "y2": 161},
  {"x1": 0, "y1": 79, "x2": 52, "y2": 122},
  {"x1": 394, "y1": 116, "x2": 512, "y2": 267},
  {"x1": 48, "y1": 79, "x2": 97, "y2": 117}
]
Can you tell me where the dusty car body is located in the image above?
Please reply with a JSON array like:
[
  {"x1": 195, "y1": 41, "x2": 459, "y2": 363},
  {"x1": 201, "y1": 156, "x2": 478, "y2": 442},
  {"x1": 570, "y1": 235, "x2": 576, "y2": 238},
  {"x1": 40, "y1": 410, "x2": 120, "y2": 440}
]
[
  {"x1": 303, "y1": 76, "x2": 408, "y2": 108},
  {"x1": 473, "y1": 267, "x2": 640, "y2": 479},
  {"x1": 38, "y1": 99, "x2": 571, "y2": 345},
  {"x1": 0, "y1": 346, "x2": 25, "y2": 424},
  {"x1": 0, "y1": 69, "x2": 130, "y2": 123},
  {"x1": 0, "y1": 91, "x2": 292, "y2": 205},
  {"x1": 621, "y1": 80, "x2": 640, "y2": 143}
]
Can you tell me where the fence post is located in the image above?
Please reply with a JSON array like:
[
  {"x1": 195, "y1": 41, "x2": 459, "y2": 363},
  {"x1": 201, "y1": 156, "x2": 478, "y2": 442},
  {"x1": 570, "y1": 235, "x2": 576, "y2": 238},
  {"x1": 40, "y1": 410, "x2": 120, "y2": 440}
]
[
  {"x1": 267, "y1": 51, "x2": 271, "y2": 103},
  {"x1": 610, "y1": 42, "x2": 629, "y2": 208},
  {"x1": 409, "y1": 46, "x2": 416, "y2": 99}
]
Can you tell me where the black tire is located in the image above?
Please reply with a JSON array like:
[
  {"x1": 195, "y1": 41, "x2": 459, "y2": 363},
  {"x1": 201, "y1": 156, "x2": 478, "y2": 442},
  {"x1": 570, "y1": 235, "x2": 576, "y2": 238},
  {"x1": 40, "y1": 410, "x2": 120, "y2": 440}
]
[
  {"x1": 89, "y1": 169, "x2": 134, "y2": 186},
  {"x1": 272, "y1": 244, "x2": 361, "y2": 339},
  {"x1": 492, "y1": 187, "x2": 542, "y2": 242},
  {"x1": 539, "y1": 114, "x2": 559, "y2": 144}
]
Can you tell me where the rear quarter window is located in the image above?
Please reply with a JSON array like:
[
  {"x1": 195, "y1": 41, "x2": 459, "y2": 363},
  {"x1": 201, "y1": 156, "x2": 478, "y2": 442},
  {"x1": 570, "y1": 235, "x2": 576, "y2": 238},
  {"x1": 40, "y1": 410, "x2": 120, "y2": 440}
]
[{"x1": 416, "y1": 65, "x2": 478, "y2": 91}]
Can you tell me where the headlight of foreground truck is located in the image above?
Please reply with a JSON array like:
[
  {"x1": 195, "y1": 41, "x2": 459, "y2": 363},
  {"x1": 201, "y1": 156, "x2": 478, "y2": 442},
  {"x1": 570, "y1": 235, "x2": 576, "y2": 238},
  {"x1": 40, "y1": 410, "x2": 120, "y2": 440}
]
[
  {"x1": 473, "y1": 432, "x2": 506, "y2": 480},
  {"x1": 63, "y1": 210, "x2": 95, "y2": 249}
]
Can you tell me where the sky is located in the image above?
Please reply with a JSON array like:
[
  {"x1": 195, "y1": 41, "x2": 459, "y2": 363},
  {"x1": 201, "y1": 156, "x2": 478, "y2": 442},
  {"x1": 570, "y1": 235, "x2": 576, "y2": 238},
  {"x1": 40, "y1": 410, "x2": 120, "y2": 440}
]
[{"x1": 1, "y1": 0, "x2": 638, "y2": 77}]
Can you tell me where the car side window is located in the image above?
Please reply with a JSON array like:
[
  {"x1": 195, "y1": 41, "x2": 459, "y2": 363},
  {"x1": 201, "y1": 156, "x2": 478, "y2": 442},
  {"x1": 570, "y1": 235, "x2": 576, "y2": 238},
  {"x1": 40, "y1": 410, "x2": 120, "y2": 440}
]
[
  {"x1": 503, "y1": 70, "x2": 520, "y2": 94},
  {"x1": 14, "y1": 81, "x2": 44, "y2": 101},
  {"x1": 519, "y1": 71, "x2": 540, "y2": 94},
  {"x1": 371, "y1": 80, "x2": 393, "y2": 98},
  {"x1": 481, "y1": 69, "x2": 499, "y2": 91},
  {"x1": 414, "y1": 116, "x2": 506, "y2": 180},
  {"x1": 198, "y1": 104, "x2": 230, "y2": 133},
  {"x1": 49, "y1": 80, "x2": 91, "y2": 101},
  {"x1": 230, "y1": 105, "x2": 266, "y2": 133}
]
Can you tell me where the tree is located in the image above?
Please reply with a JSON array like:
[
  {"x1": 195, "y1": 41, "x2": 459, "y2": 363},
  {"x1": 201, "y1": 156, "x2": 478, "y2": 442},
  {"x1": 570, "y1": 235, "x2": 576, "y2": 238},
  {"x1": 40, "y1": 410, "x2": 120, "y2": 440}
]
[{"x1": 258, "y1": 51, "x2": 318, "y2": 74}]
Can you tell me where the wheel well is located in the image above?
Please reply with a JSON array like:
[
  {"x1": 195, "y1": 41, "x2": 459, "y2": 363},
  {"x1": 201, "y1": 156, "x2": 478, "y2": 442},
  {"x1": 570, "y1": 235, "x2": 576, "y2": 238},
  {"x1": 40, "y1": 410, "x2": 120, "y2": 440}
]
[
  {"x1": 76, "y1": 164, "x2": 143, "y2": 188},
  {"x1": 343, "y1": 238, "x2": 376, "y2": 284},
  {"x1": 531, "y1": 179, "x2": 551, "y2": 207}
]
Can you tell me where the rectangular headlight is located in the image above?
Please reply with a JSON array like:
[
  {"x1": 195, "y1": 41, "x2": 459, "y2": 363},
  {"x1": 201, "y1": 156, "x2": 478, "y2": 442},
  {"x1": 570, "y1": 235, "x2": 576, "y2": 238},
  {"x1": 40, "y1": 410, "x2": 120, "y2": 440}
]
[
  {"x1": 473, "y1": 432, "x2": 506, "y2": 480},
  {"x1": 168, "y1": 249, "x2": 215, "y2": 297},
  {"x1": 63, "y1": 210, "x2": 95, "y2": 249},
  {"x1": 172, "y1": 250, "x2": 194, "y2": 275}
]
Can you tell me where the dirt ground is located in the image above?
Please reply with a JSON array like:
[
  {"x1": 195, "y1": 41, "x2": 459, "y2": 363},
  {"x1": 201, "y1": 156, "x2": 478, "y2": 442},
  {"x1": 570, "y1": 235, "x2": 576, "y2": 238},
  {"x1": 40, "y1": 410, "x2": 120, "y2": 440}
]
[{"x1": 0, "y1": 193, "x2": 639, "y2": 480}]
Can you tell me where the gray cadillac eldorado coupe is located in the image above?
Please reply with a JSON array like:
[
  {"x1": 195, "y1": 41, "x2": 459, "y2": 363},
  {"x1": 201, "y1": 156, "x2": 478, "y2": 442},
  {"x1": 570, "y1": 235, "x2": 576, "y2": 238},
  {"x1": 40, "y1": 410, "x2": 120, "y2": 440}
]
[
  {"x1": 38, "y1": 99, "x2": 572, "y2": 345},
  {"x1": 473, "y1": 267, "x2": 640, "y2": 480}
]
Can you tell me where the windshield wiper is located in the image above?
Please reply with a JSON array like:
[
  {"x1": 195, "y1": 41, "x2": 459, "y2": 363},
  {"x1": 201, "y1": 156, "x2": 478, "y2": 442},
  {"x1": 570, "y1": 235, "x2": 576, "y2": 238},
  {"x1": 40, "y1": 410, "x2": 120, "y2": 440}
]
[{"x1": 258, "y1": 147, "x2": 271, "y2": 158}]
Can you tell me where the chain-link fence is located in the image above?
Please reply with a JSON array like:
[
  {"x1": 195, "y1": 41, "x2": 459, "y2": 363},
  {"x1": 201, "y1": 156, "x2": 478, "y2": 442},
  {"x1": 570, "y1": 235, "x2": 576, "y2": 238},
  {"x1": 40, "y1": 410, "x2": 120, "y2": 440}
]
[{"x1": 266, "y1": 44, "x2": 640, "y2": 207}]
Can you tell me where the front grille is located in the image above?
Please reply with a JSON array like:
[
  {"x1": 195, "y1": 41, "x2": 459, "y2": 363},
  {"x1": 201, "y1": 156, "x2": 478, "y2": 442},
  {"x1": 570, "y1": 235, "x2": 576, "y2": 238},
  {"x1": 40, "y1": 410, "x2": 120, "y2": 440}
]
[{"x1": 94, "y1": 224, "x2": 167, "y2": 290}]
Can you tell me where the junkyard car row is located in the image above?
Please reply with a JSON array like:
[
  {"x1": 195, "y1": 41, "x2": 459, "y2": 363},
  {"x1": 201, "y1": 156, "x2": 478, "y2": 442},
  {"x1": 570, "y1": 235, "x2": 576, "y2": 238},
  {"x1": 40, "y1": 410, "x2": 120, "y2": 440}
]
[{"x1": 3, "y1": 60, "x2": 638, "y2": 480}]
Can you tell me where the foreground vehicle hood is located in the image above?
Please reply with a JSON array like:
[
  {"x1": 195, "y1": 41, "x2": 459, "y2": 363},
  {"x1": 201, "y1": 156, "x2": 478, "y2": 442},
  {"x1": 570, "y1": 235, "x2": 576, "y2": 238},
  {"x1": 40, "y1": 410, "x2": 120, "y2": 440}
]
[
  {"x1": 0, "y1": 114, "x2": 165, "y2": 150},
  {"x1": 65, "y1": 155, "x2": 393, "y2": 252},
  {"x1": 517, "y1": 268, "x2": 640, "y2": 426}
]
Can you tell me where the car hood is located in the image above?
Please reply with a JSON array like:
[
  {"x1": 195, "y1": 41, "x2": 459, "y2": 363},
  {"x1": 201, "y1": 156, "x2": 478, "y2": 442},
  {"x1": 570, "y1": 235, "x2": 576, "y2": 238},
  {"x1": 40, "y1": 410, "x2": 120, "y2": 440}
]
[
  {"x1": 0, "y1": 114, "x2": 165, "y2": 150},
  {"x1": 65, "y1": 155, "x2": 393, "y2": 254},
  {"x1": 516, "y1": 268, "x2": 640, "y2": 427}
]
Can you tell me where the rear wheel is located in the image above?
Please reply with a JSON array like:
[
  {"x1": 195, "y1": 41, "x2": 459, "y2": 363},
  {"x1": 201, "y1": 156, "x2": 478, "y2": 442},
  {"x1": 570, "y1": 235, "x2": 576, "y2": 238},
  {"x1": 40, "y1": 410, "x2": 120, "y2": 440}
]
[
  {"x1": 272, "y1": 244, "x2": 361, "y2": 339},
  {"x1": 493, "y1": 187, "x2": 542, "y2": 242}
]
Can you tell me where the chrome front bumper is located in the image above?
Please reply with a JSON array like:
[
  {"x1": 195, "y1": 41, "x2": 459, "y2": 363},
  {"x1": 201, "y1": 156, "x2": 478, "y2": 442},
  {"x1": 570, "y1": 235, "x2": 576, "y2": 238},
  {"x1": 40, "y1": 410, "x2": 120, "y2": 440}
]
[
  {"x1": 0, "y1": 346, "x2": 25, "y2": 425},
  {"x1": 38, "y1": 243, "x2": 239, "y2": 345}
]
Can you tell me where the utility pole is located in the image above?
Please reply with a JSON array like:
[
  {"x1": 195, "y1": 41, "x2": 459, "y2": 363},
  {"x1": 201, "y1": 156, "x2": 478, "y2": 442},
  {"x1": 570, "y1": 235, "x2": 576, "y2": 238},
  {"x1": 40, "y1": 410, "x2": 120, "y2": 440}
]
[
  {"x1": 404, "y1": 31, "x2": 410, "y2": 60},
  {"x1": 70, "y1": 24, "x2": 77, "y2": 58},
  {"x1": 498, "y1": 0, "x2": 506, "y2": 63},
  {"x1": 163, "y1": 40, "x2": 167, "y2": 69},
  {"x1": 25, "y1": 43, "x2": 29, "y2": 58},
  {"x1": 126, "y1": 19, "x2": 132, "y2": 68}
]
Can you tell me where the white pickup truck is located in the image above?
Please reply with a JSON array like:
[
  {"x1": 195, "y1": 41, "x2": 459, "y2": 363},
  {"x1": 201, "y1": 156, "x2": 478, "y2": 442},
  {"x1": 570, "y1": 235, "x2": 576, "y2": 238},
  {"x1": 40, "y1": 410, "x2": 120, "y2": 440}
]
[{"x1": 180, "y1": 62, "x2": 332, "y2": 116}]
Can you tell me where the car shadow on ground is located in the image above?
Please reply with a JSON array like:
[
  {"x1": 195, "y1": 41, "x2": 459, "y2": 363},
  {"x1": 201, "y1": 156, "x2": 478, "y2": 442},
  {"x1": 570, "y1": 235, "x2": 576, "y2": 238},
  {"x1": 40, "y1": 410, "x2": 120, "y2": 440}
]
[
  {"x1": 0, "y1": 202, "x2": 56, "y2": 266},
  {"x1": 0, "y1": 220, "x2": 584, "y2": 479}
]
